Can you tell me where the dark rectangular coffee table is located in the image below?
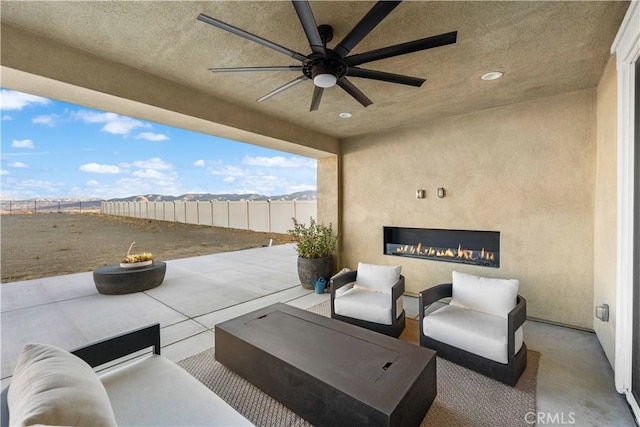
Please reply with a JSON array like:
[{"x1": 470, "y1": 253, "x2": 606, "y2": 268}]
[{"x1": 215, "y1": 303, "x2": 436, "y2": 427}]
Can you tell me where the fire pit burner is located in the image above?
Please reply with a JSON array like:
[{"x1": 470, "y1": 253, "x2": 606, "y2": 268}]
[{"x1": 383, "y1": 227, "x2": 500, "y2": 268}]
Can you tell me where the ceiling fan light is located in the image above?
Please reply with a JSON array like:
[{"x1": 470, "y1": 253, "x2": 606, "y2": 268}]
[
  {"x1": 481, "y1": 71, "x2": 503, "y2": 81},
  {"x1": 313, "y1": 73, "x2": 337, "y2": 88}
]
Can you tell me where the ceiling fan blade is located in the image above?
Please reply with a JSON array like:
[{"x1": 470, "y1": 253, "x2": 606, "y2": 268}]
[
  {"x1": 291, "y1": 1, "x2": 325, "y2": 55},
  {"x1": 338, "y1": 78, "x2": 373, "y2": 108},
  {"x1": 333, "y1": 1, "x2": 402, "y2": 59},
  {"x1": 257, "y1": 75, "x2": 308, "y2": 102},
  {"x1": 198, "y1": 13, "x2": 307, "y2": 62},
  {"x1": 208, "y1": 66, "x2": 303, "y2": 73},
  {"x1": 346, "y1": 67, "x2": 425, "y2": 87},
  {"x1": 310, "y1": 86, "x2": 324, "y2": 111},
  {"x1": 346, "y1": 31, "x2": 457, "y2": 67}
]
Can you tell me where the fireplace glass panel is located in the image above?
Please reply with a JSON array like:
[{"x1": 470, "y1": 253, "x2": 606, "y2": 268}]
[{"x1": 383, "y1": 226, "x2": 500, "y2": 268}]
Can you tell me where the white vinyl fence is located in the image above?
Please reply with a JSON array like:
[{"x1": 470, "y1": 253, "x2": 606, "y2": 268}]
[{"x1": 101, "y1": 200, "x2": 317, "y2": 234}]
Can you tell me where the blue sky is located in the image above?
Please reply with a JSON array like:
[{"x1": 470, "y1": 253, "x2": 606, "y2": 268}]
[{"x1": 0, "y1": 88, "x2": 316, "y2": 200}]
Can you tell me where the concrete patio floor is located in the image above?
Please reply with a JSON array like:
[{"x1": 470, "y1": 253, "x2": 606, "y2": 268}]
[
  {"x1": 1, "y1": 244, "x2": 329, "y2": 386},
  {"x1": 0, "y1": 244, "x2": 635, "y2": 425}
]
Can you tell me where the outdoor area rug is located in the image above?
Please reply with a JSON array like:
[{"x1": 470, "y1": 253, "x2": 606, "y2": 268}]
[{"x1": 178, "y1": 300, "x2": 540, "y2": 427}]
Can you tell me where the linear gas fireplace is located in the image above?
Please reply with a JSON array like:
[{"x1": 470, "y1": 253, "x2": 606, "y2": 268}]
[{"x1": 383, "y1": 226, "x2": 500, "y2": 268}]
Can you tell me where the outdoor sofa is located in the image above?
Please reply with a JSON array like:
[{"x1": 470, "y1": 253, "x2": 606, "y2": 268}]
[{"x1": 1, "y1": 323, "x2": 253, "y2": 426}]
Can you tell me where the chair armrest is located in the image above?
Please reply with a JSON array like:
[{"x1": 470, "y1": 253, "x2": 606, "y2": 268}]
[
  {"x1": 507, "y1": 295, "x2": 527, "y2": 363},
  {"x1": 71, "y1": 323, "x2": 161, "y2": 368},
  {"x1": 330, "y1": 271, "x2": 357, "y2": 296},
  {"x1": 419, "y1": 283, "x2": 452, "y2": 309},
  {"x1": 1, "y1": 387, "x2": 8, "y2": 427},
  {"x1": 390, "y1": 275, "x2": 406, "y2": 319},
  {"x1": 391, "y1": 275, "x2": 406, "y2": 301},
  {"x1": 509, "y1": 295, "x2": 527, "y2": 331},
  {"x1": 419, "y1": 283, "x2": 452, "y2": 324}
]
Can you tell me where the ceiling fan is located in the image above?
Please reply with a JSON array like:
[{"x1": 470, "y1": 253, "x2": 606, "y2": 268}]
[{"x1": 198, "y1": 1, "x2": 457, "y2": 112}]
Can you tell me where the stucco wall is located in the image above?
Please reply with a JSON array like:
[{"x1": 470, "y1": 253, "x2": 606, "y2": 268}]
[
  {"x1": 594, "y1": 55, "x2": 618, "y2": 367},
  {"x1": 340, "y1": 89, "x2": 597, "y2": 328},
  {"x1": 317, "y1": 156, "x2": 341, "y2": 269}
]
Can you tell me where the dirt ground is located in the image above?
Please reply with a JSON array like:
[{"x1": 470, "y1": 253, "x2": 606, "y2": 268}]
[{"x1": 0, "y1": 213, "x2": 293, "y2": 283}]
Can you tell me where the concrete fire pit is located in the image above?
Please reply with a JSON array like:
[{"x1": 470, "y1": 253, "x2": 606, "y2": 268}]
[{"x1": 93, "y1": 261, "x2": 166, "y2": 295}]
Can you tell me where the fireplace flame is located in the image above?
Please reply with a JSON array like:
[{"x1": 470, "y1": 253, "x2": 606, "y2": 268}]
[{"x1": 392, "y1": 242, "x2": 495, "y2": 263}]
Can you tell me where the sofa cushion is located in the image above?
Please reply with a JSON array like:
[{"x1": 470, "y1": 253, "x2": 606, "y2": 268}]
[
  {"x1": 99, "y1": 354, "x2": 253, "y2": 426},
  {"x1": 354, "y1": 263, "x2": 401, "y2": 294},
  {"x1": 8, "y1": 343, "x2": 117, "y2": 427},
  {"x1": 422, "y1": 304, "x2": 524, "y2": 364},
  {"x1": 450, "y1": 271, "x2": 519, "y2": 318},
  {"x1": 334, "y1": 287, "x2": 403, "y2": 325}
]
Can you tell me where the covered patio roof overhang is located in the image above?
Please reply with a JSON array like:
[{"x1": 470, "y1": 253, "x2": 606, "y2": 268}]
[{"x1": 1, "y1": 23, "x2": 339, "y2": 160}]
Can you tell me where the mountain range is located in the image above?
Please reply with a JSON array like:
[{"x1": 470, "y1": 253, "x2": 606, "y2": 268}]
[
  {"x1": 0, "y1": 191, "x2": 316, "y2": 212},
  {"x1": 107, "y1": 190, "x2": 317, "y2": 203}
]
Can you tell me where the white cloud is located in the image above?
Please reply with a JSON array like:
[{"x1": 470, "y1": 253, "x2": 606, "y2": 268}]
[
  {"x1": 0, "y1": 90, "x2": 50, "y2": 111},
  {"x1": 79, "y1": 163, "x2": 122, "y2": 174},
  {"x1": 11, "y1": 139, "x2": 35, "y2": 149},
  {"x1": 193, "y1": 159, "x2": 205, "y2": 167},
  {"x1": 130, "y1": 158, "x2": 172, "y2": 171},
  {"x1": 9, "y1": 162, "x2": 28, "y2": 168},
  {"x1": 209, "y1": 165, "x2": 247, "y2": 177},
  {"x1": 2, "y1": 115, "x2": 13, "y2": 121},
  {"x1": 136, "y1": 132, "x2": 169, "y2": 141},
  {"x1": 133, "y1": 169, "x2": 168, "y2": 180},
  {"x1": 0, "y1": 170, "x2": 9, "y2": 175},
  {"x1": 72, "y1": 110, "x2": 115, "y2": 124},
  {"x1": 32, "y1": 114, "x2": 59, "y2": 126},
  {"x1": 78, "y1": 157, "x2": 180, "y2": 197},
  {"x1": 208, "y1": 156, "x2": 317, "y2": 196},
  {"x1": 7, "y1": 179, "x2": 64, "y2": 195},
  {"x1": 242, "y1": 155, "x2": 316, "y2": 169},
  {"x1": 243, "y1": 175, "x2": 279, "y2": 189},
  {"x1": 73, "y1": 110, "x2": 150, "y2": 135},
  {"x1": 287, "y1": 183, "x2": 317, "y2": 193},
  {"x1": 102, "y1": 119, "x2": 148, "y2": 135},
  {"x1": 68, "y1": 173, "x2": 183, "y2": 200}
]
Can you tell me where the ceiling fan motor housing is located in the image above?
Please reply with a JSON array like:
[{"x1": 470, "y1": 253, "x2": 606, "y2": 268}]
[{"x1": 305, "y1": 55, "x2": 348, "y2": 83}]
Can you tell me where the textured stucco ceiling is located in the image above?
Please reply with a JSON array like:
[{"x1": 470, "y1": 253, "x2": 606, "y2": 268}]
[{"x1": 0, "y1": 1, "x2": 629, "y2": 139}]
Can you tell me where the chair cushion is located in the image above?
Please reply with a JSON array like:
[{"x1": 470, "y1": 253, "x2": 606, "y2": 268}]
[
  {"x1": 100, "y1": 354, "x2": 253, "y2": 426},
  {"x1": 354, "y1": 263, "x2": 401, "y2": 294},
  {"x1": 422, "y1": 304, "x2": 524, "y2": 364},
  {"x1": 334, "y1": 288, "x2": 403, "y2": 325},
  {"x1": 450, "y1": 271, "x2": 519, "y2": 318},
  {"x1": 8, "y1": 343, "x2": 117, "y2": 427}
]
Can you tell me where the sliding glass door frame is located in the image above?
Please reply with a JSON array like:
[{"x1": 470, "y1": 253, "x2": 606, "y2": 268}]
[{"x1": 612, "y1": 2, "x2": 640, "y2": 421}]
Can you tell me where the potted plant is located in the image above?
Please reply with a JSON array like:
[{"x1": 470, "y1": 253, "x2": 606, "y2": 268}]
[
  {"x1": 120, "y1": 242, "x2": 154, "y2": 269},
  {"x1": 288, "y1": 217, "x2": 338, "y2": 290}
]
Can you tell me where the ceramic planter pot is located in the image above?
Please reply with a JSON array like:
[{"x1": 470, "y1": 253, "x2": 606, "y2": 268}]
[{"x1": 297, "y1": 256, "x2": 333, "y2": 290}]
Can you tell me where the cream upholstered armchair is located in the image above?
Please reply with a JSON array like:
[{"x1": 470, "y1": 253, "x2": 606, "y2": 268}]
[
  {"x1": 330, "y1": 263, "x2": 406, "y2": 337},
  {"x1": 419, "y1": 271, "x2": 527, "y2": 386}
]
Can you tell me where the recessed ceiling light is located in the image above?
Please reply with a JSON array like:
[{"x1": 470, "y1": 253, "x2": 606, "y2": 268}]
[
  {"x1": 481, "y1": 71, "x2": 503, "y2": 81},
  {"x1": 339, "y1": 112, "x2": 352, "y2": 119}
]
